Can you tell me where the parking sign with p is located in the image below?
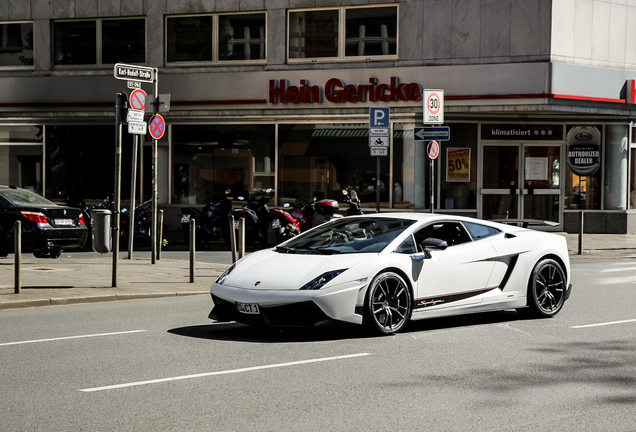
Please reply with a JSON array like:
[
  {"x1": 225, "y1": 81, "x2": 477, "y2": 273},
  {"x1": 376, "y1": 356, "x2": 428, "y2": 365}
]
[{"x1": 369, "y1": 107, "x2": 390, "y2": 128}]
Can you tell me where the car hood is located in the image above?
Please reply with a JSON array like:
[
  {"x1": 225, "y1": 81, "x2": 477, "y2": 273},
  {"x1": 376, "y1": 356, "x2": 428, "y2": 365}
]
[{"x1": 222, "y1": 249, "x2": 375, "y2": 291}]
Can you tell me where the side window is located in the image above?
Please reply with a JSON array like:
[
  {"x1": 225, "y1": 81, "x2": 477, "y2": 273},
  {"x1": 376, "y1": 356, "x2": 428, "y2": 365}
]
[
  {"x1": 463, "y1": 222, "x2": 501, "y2": 240},
  {"x1": 395, "y1": 235, "x2": 417, "y2": 254},
  {"x1": 413, "y1": 222, "x2": 471, "y2": 248}
]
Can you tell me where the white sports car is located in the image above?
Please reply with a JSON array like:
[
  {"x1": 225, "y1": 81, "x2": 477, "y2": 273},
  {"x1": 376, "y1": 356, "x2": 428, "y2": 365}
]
[{"x1": 209, "y1": 213, "x2": 572, "y2": 335}]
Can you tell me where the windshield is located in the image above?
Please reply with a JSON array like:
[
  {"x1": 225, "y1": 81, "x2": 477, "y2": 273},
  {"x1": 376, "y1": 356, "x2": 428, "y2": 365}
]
[
  {"x1": 0, "y1": 189, "x2": 56, "y2": 206},
  {"x1": 276, "y1": 217, "x2": 415, "y2": 255}
]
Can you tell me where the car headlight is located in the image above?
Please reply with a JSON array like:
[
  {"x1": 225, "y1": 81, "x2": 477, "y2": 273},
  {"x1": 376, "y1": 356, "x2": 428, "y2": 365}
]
[
  {"x1": 216, "y1": 263, "x2": 236, "y2": 285},
  {"x1": 299, "y1": 269, "x2": 347, "y2": 290}
]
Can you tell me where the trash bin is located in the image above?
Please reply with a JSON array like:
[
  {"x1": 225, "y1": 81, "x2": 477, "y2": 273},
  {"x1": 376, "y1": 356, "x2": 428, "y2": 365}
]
[{"x1": 91, "y1": 209, "x2": 112, "y2": 254}]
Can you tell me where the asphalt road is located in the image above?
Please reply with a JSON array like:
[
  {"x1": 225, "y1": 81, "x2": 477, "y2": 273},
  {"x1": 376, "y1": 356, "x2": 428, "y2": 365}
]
[{"x1": 1, "y1": 259, "x2": 635, "y2": 432}]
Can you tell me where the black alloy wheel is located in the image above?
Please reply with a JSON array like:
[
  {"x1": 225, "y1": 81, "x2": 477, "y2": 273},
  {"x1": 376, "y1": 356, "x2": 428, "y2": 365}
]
[
  {"x1": 521, "y1": 258, "x2": 566, "y2": 318},
  {"x1": 364, "y1": 271, "x2": 413, "y2": 335}
]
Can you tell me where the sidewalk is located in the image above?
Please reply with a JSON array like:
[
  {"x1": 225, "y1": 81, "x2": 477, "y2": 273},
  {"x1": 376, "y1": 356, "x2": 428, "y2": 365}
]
[
  {"x1": 2, "y1": 233, "x2": 636, "y2": 311},
  {"x1": 0, "y1": 251, "x2": 227, "y2": 310}
]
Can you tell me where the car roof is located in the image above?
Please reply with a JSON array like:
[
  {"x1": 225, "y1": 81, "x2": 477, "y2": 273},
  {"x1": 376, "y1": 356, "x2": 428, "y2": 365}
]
[{"x1": 346, "y1": 212, "x2": 521, "y2": 232}]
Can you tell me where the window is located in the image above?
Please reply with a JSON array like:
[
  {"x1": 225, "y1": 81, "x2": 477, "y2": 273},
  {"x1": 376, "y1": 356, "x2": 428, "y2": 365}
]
[
  {"x1": 54, "y1": 18, "x2": 145, "y2": 66},
  {"x1": 0, "y1": 126, "x2": 43, "y2": 194},
  {"x1": 0, "y1": 22, "x2": 33, "y2": 68},
  {"x1": 463, "y1": 222, "x2": 501, "y2": 240},
  {"x1": 413, "y1": 222, "x2": 471, "y2": 248},
  {"x1": 166, "y1": 13, "x2": 266, "y2": 64},
  {"x1": 288, "y1": 5, "x2": 397, "y2": 61}
]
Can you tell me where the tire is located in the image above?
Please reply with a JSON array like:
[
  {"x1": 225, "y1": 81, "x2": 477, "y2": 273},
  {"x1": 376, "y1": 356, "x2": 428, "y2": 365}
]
[
  {"x1": 519, "y1": 258, "x2": 566, "y2": 318},
  {"x1": 363, "y1": 271, "x2": 413, "y2": 335},
  {"x1": 33, "y1": 249, "x2": 62, "y2": 259}
]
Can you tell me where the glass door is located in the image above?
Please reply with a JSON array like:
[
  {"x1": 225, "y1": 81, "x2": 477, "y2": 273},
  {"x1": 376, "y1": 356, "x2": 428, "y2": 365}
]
[{"x1": 481, "y1": 144, "x2": 561, "y2": 226}]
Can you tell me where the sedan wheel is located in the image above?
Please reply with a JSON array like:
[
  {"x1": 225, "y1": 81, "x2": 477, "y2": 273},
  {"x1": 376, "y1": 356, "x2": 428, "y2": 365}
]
[
  {"x1": 522, "y1": 258, "x2": 566, "y2": 318},
  {"x1": 364, "y1": 272, "x2": 412, "y2": 335},
  {"x1": 33, "y1": 250, "x2": 62, "y2": 259}
]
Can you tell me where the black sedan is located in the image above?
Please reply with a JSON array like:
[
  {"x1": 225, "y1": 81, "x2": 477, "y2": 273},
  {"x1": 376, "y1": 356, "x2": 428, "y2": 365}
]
[{"x1": 0, "y1": 186, "x2": 88, "y2": 258}]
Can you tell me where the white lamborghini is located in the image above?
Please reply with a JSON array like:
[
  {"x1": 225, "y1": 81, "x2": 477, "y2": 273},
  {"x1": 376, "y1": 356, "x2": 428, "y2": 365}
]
[{"x1": 209, "y1": 213, "x2": 572, "y2": 335}]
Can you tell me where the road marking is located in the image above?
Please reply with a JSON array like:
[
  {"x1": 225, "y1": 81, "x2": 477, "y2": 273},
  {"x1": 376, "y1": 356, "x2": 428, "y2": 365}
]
[
  {"x1": 571, "y1": 319, "x2": 636, "y2": 329},
  {"x1": 0, "y1": 330, "x2": 147, "y2": 347},
  {"x1": 80, "y1": 352, "x2": 372, "y2": 392}
]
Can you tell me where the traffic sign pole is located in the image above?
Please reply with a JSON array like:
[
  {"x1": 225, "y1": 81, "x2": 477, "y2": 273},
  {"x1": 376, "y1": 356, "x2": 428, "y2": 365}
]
[{"x1": 151, "y1": 69, "x2": 159, "y2": 264}]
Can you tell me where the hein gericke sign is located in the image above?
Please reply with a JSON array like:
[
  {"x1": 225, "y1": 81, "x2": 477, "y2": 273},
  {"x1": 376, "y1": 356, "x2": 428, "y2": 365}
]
[{"x1": 269, "y1": 77, "x2": 421, "y2": 104}]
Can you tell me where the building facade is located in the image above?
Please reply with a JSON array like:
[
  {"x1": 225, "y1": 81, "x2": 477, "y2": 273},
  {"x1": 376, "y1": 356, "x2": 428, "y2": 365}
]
[{"x1": 1, "y1": 0, "x2": 636, "y2": 234}]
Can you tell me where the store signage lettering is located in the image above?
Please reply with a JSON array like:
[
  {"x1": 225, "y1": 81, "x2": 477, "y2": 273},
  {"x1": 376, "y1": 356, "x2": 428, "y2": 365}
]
[
  {"x1": 566, "y1": 126, "x2": 601, "y2": 176},
  {"x1": 481, "y1": 124, "x2": 563, "y2": 141},
  {"x1": 269, "y1": 77, "x2": 421, "y2": 104}
]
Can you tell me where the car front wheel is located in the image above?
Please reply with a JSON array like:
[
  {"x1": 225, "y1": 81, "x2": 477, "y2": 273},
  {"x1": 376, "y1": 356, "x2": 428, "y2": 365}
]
[
  {"x1": 33, "y1": 250, "x2": 62, "y2": 259},
  {"x1": 363, "y1": 271, "x2": 412, "y2": 335},
  {"x1": 520, "y1": 258, "x2": 566, "y2": 318}
]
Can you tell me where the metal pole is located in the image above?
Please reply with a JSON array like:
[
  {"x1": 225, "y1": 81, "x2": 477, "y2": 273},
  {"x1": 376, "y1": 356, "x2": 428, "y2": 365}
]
[
  {"x1": 128, "y1": 134, "x2": 138, "y2": 260},
  {"x1": 376, "y1": 156, "x2": 380, "y2": 213},
  {"x1": 430, "y1": 156, "x2": 435, "y2": 214},
  {"x1": 113, "y1": 92, "x2": 126, "y2": 287},
  {"x1": 189, "y1": 218, "x2": 195, "y2": 283},
  {"x1": 151, "y1": 70, "x2": 159, "y2": 265},
  {"x1": 238, "y1": 218, "x2": 246, "y2": 259},
  {"x1": 14, "y1": 220, "x2": 21, "y2": 294},
  {"x1": 157, "y1": 209, "x2": 163, "y2": 260},
  {"x1": 578, "y1": 211, "x2": 584, "y2": 255},
  {"x1": 229, "y1": 214, "x2": 237, "y2": 263}
]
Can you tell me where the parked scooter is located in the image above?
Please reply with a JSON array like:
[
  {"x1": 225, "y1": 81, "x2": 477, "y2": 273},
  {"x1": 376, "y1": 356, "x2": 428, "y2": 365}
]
[
  {"x1": 343, "y1": 189, "x2": 364, "y2": 216},
  {"x1": 179, "y1": 194, "x2": 232, "y2": 248},
  {"x1": 314, "y1": 198, "x2": 343, "y2": 224},
  {"x1": 268, "y1": 198, "x2": 316, "y2": 243},
  {"x1": 231, "y1": 196, "x2": 270, "y2": 246}
]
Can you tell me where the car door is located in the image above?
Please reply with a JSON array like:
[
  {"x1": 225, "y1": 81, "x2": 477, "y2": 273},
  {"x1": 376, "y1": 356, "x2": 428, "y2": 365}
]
[{"x1": 412, "y1": 222, "x2": 497, "y2": 311}]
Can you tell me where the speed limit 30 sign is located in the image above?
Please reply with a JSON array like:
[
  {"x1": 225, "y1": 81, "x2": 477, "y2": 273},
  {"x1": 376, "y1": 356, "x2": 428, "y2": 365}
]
[{"x1": 424, "y1": 89, "x2": 444, "y2": 124}]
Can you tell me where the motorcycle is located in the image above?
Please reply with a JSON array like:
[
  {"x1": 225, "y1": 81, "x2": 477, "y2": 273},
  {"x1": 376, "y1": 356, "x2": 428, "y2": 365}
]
[
  {"x1": 343, "y1": 189, "x2": 364, "y2": 216},
  {"x1": 179, "y1": 194, "x2": 232, "y2": 248},
  {"x1": 120, "y1": 199, "x2": 152, "y2": 242},
  {"x1": 231, "y1": 196, "x2": 270, "y2": 246},
  {"x1": 268, "y1": 198, "x2": 316, "y2": 244}
]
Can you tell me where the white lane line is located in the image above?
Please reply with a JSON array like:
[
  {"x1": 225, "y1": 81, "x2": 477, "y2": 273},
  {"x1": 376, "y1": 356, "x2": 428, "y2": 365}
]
[
  {"x1": 571, "y1": 319, "x2": 636, "y2": 329},
  {"x1": 80, "y1": 352, "x2": 372, "y2": 393},
  {"x1": 0, "y1": 330, "x2": 147, "y2": 347}
]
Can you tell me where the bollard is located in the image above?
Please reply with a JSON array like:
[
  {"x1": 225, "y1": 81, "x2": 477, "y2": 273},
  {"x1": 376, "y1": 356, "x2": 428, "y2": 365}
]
[
  {"x1": 578, "y1": 211, "x2": 584, "y2": 255},
  {"x1": 157, "y1": 209, "x2": 164, "y2": 261},
  {"x1": 14, "y1": 220, "x2": 21, "y2": 294},
  {"x1": 238, "y1": 218, "x2": 246, "y2": 259},
  {"x1": 189, "y1": 218, "x2": 195, "y2": 283},
  {"x1": 229, "y1": 214, "x2": 237, "y2": 263}
]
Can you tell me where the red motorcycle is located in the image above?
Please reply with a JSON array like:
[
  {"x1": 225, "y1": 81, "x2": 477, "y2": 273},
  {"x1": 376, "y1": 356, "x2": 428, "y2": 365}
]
[{"x1": 268, "y1": 199, "x2": 315, "y2": 244}]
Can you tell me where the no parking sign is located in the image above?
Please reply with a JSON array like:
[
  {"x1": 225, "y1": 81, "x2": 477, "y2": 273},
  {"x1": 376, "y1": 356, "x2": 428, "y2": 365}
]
[
  {"x1": 148, "y1": 114, "x2": 165, "y2": 140},
  {"x1": 129, "y1": 89, "x2": 146, "y2": 111}
]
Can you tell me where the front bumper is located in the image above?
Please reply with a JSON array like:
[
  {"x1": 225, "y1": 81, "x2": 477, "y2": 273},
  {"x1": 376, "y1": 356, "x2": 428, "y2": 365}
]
[{"x1": 209, "y1": 281, "x2": 365, "y2": 326}]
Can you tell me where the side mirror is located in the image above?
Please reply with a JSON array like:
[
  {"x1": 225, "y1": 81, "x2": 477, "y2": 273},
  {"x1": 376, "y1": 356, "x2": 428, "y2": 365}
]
[{"x1": 420, "y1": 237, "x2": 448, "y2": 251}]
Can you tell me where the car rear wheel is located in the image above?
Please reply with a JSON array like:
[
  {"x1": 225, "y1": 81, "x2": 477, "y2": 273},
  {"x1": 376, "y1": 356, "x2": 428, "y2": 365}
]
[
  {"x1": 519, "y1": 258, "x2": 566, "y2": 318},
  {"x1": 363, "y1": 271, "x2": 412, "y2": 335},
  {"x1": 33, "y1": 250, "x2": 62, "y2": 259}
]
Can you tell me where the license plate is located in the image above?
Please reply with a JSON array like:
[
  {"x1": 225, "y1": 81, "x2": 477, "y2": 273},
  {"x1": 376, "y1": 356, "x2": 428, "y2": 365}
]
[
  {"x1": 181, "y1": 214, "x2": 191, "y2": 223},
  {"x1": 271, "y1": 219, "x2": 281, "y2": 229},
  {"x1": 55, "y1": 218, "x2": 74, "y2": 226},
  {"x1": 235, "y1": 302, "x2": 260, "y2": 314},
  {"x1": 234, "y1": 220, "x2": 240, "y2": 229}
]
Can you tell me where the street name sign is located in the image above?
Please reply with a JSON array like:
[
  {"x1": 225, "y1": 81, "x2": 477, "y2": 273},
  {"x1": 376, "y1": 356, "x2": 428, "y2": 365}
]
[
  {"x1": 424, "y1": 89, "x2": 444, "y2": 124},
  {"x1": 114, "y1": 63, "x2": 154, "y2": 83},
  {"x1": 414, "y1": 126, "x2": 450, "y2": 141},
  {"x1": 128, "y1": 121, "x2": 147, "y2": 135}
]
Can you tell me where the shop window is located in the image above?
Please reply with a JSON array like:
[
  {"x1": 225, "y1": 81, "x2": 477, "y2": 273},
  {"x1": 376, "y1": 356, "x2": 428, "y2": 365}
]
[
  {"x1": 171, "y1": 125, "x2": 274, "y2": 205},
  {"x1": 0, "y1": 22, "x2": 33, "y2": 68},
  {"x1": 54, "y1": 18, "x2": 145, "y2": 66},
  {"x1": 166, "y1": 13, "x2": 266, "y2": 65},
  {"x1": 45, "y1": 125, "x2": 135, "y2": 202},
  {"x1": 392, "y1": 123, "x2": 477, "y2": 211},
  {"x1": 288, "y1": 5, "x2": 397, "y2": 61},
  {"x1": 0, "y1": 126, "x2": 43, "y2": 194},
  {"x1": 278, "y1": 124, "x2": 389, "y2": 208}
]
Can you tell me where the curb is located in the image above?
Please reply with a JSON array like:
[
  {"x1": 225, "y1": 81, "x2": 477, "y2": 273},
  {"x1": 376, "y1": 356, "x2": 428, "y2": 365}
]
[{"x1": 0, "y1": 291, "x2": 208, "y2": 310}]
